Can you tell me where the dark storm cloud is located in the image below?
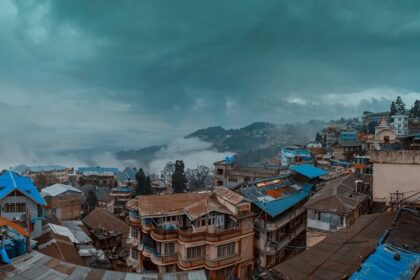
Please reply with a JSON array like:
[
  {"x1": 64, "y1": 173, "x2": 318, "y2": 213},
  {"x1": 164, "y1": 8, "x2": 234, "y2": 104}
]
[{"x1": 1, "y1": 0, "x2": 420, "y2": 166}]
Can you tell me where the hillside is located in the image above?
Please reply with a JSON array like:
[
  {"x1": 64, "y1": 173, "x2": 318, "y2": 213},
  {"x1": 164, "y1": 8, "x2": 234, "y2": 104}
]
[{"x1": 115, "y1": 120, "x2": 327, "y2": 166}]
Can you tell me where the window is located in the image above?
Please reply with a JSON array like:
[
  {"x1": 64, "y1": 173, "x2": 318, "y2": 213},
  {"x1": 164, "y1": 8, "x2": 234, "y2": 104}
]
[
  {"x1": 165, "y1": 243, "x2": 175, "y2": 255},
  {"x1": 187, "y1": 245, "x2": 205, "y2": 259},
  {"x1": 217, "y1": 242, "x2": 235, "y2": 257},
  {"x1": 4, "y1": 203, "x2": 26, "y2": 213},
  {"x1": 131, "y1": 248, "x2": 138, "y2": 259},
  {"x1": 131, "y1": 226, "x2": 139, "y2": 238},
  {"x1": 217, "y1": 181, "x2": 224, "y2": 186},
  {"x1": 228, "y1": 177, "x2": 238, "y2": 183},
  {"x1": 217, "y1": 169, "x2": 224, "y2": 175}
]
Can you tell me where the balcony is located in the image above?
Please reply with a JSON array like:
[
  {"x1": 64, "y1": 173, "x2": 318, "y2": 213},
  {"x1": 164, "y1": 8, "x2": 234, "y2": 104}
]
[
  {"x1": 178, "y1": 229, "x2": 206, "y2": 243},
  {"x1": 256, "y1": 208, "x2": 306, "y2": 232},
  {"x1": 206, "y1": 227, "x2": 241, "y2": 243},
  {"x1": 126, "y1": 237, "x2": 139, "y2": 247},
  {"x1": 177, "y1": 254, "x2": 206, "y2": 270},
  {"x1": 150, "y1": 252, "x2": 178, "y2": 266},
  {"x1": 205, "y1": 253, "x2": 240, "y2": 269},
  {"x1": 150, "y1": 228, "x2": 178, "y2": 241},
  {"x1": 126, "y1": 256, "x2": 140, "y2": 270}
]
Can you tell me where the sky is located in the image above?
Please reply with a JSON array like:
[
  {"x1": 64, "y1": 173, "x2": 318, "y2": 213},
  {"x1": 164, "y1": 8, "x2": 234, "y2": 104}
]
[{"x1": 1, "y1": 0, "x2": 420, "y2": 168}]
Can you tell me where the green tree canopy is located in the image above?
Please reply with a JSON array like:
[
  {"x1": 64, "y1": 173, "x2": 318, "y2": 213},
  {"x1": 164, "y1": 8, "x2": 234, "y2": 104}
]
[{"x1": 172, "y1": 160, "x2": 187, "y2": 193}]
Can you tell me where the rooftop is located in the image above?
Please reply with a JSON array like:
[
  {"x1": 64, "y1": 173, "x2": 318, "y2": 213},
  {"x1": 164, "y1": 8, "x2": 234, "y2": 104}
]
[
  {"x1": 0, "y1": 171, "x2": 46, "y2": 206},
  {"x1": 240, "y1": 177, "x2": 313, "y2": 217},
  {"x1": 41, "y1": 183, "x2": 82, "y2": 197},
  {"x1": 76, "y1": 167, "x2": 119, "y2": 175},
  {"x1": 305, "y1": 174, "x2": 368, "y2": 215},
  {"x1": 1, "y1": 251, "x2": 208, "y2": 279},
  {"x1": 11, "y1": 164, "x2": 68, "y2": 175},
  {"x1": 290, "y1": 164, "x2": 327, "y2": 179}
]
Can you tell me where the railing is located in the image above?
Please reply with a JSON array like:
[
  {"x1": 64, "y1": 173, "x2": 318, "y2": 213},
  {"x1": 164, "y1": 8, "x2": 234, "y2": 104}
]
[
  {"x1": 205, "y1": 253, "x2": 240, "y2": 269},
  {"x1": 178, "y1": 229, "x2": 206, "y2": 243},
  {"x1": 177, "y1": 254, "x2": 206, "y2": 269},
  {"x1": 150, "y1": 227, "x2": 179, "y2": 241},
  {"x1": 178, "y1": 226, "x2": 241, "y2": 243},
  {"x1": 150, "y1": 252, "x2": 178, "y2": 265},
  {"x1": 126, "y1": 237, "x2": 139, "y2": 247}
]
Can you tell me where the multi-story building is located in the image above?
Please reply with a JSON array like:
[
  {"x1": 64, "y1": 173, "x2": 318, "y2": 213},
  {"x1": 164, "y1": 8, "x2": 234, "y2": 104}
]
[
  {"x1": 280, "y1": 146, "x2": 313, "y2": 167},
  {"x1": 11, "y1": 165, "x2": 73, "y2": 184},
  {"x1": 76, "y1": 167, "x2": 119, "y2": 187},
  {"x1": 391, "y1": 113, "x2": 409, "y2": 137},
  {"x1": 305, "y1": 174, "x2": 369, "y2": 233},
  {"x1": 362, "y1": 111, "x2": 390, "y2": 133},
  {"x1": 213, "y1": 157, "x2": 287, "y2": 188},
  {"x1": 125, "y1": 188, "x2": 255, "y2": 280},
  {"x1": 0, "y1": 171, "x2": 46, "y2": 238},
  {"x1": 332, "y1": 141, "x2": 362, "y2": 161},
  {"x1": 324, "y1": 126, "x2": 341, "y2": 146},
  {"x1": 41, "y1": 183, "x2": 83, "y2": 221},
  {"x1": 238, "y1": 175, "x2": 313, "y2": 268},
  {"x1": 113, "y1": 167, "x2": 137, "y2": 216}
]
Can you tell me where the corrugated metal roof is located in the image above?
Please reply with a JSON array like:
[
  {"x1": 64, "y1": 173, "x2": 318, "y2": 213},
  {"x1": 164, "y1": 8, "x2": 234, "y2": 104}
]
[
  {"x1": 77, "y1": 167, "x2": 119, "y2": 175},
  {"x1": 0, "y1": 171, "x2": 46, "y2": 206},
  {"x1": 240, "y1": 181, "x2": 313, "y2": 217},
  {"x1": 11, "y1": 165, "x2": 68, "y2": 175},
  {"x1": 290, "y1": 164, "x2": 327, "y2": 179},
  {"x1": 41, "y1": 183, "x2": 82, "y2": 197},
  {"x1": 350, "y1": 244, "x2": 420, "y2": 280},
  {"x1": 49, "y1": 223, "x2": 80, "y2": 243},
  {"x1": 5, "y1": 251, "x2": 208, "y2": 280}
]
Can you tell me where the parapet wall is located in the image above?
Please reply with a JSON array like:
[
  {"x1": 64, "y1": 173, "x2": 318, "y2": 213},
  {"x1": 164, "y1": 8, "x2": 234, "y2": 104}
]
[{"x1": 369, "y1": 150, "x2": 420, "y2": 164}]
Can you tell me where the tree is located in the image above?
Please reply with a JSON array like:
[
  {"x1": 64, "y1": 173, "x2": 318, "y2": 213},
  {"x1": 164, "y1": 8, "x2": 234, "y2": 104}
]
[
  {"x1": 410, "y1": 100, "x2": 420, "y2": 118},
  {"x1": 315, "y1": 132, "x2": 323, "y2": 142},
  {"x1": 172, "y1": 160, "x2": 187, "y2": 193},
  {"x1": 185, "y1": 165, "x2": 211, "y2": 190},
  {"x1": 160, "y1": 162, "x2": 175, "y2": 184},
  {"x1": 145, "y1": 176, "x2": 152, "y2": 195},
  {"x1": 86, "y1": 189, "x2": 97, "y2": 212},
  {"x1": 135, "y1": 168, "x2": 146, "y2": 195},
  {"x1": 395, "y1": 96, "x2": 406, "y2": 114},
  {"x1": 390, "y1": 101, "x2": 398, "y2": 116}
]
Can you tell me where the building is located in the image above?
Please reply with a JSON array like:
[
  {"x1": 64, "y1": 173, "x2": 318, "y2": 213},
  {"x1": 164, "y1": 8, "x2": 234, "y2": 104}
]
[
  {"x1": 0, "y1": 171, "x2": 46, "y2": 238},
  {"x1": 305, "y1": 174, "x2": 369, "y2": 233},
  {"x1": 11, "y1": 165, "x2": 73, "y2": 184},
  {"x1": 324, "y1": 126, "x2": 341, "y2": 147},
  {"x1": 332, "y1": 140, "x2": 362, "y2": 161},
  {"x1": 41, "y1": 184, "x2": 83, "y2": 221},
  {"x1": 369, "y1": 150, "x2": 420, "y2": 208},
  {"x1": 76, "y1": 167, "x2": 119, "y2": 187},
  {"x1": 151, "y1": 180, "x2": 168, "y2": 194},
  {"x1": 280, "y1": 146, "x2": 313, "y2": 167},
  {"x1": 1, "y1": 250, "x2": 208, "y2": 280},
  {"x1": 213, "y1": 157, "x2": 287, "y2": 188},
  {"x1": 369, "y1": 116, "x2": 397, "y2": 150},
  {"x1": 362, "y1": 111, "x2": 390, "y2": 133},
  {"x1": 112, "y1": 168, "x2": 137, "y2": 216},
  {"x1": 408, "y1": 118, "x2": 420, "y2": 134},
  {"x1": 78, "y1": 184, "x2": 114, "y2": 213},
  {"x1": 238, "y1": 175, "x2": 313, "y2": 269},
  {"x1": 339, "y1": 131, "x2": 358, "y2": 142},
  {"x1": 391, "y1": 113, "x2": 409, "y2": 137},
  {"x1": 273, "y1": 208, "x2": 419, "y2": 280},
  {"x1": 125, "y1": 188, "x2": 255, "y2": 280}
]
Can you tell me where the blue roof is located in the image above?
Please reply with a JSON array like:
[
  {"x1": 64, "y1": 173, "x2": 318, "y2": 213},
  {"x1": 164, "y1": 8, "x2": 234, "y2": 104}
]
[
  {"x1": 240, "y1": 181, "x2": 313, "y2": 217},
  {"x1": 290, "y1": 164, "x2": 327, "y2": 179},
  {"x1": 11, "y1": 165, "x2": 67, "y2": 175},
  {"x1": 350, "y1": 244, "x2": 420, "y2": 280},
  {"x1": 0, "y1": 171, "x2": 46, "y2": 206}
]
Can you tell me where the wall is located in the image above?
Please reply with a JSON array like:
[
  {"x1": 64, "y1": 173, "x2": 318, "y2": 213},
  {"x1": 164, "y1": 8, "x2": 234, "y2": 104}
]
[{"x1": 373, "y1": 163, "x2": 420, "y2": 203}]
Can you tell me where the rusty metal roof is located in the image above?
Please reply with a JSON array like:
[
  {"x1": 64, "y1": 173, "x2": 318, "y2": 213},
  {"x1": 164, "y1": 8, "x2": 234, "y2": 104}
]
[{"x1": 1, "y1": 251, "x2": 208, "y2": 280}]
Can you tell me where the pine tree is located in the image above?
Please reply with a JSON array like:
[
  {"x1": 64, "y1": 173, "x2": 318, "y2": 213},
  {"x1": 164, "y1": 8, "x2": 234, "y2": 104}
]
[
  {"x1": 410, "y1": 100, "x2": 420, "y2": 118},
  {"x1": 315, "y1": 132, "x2": 323, "y2": 142},
  {"x1": 145, "y1": 176, "x2": 152, "y2": 195},
  {"x1": 86, "y1": 189, "x2": 97, "y2": 212},
  {"x1": 390, "y1": 101, "x2": 398, "y2": 116},
  {"x1": 395, "y1": 96, "x2": 406, "y2": 114},
  {"x1": 172, "y1": 160, "x2": 187, "y2": 193},
  {"x1": 135, "y1": 168, "x2": 146, "y2": 195}
]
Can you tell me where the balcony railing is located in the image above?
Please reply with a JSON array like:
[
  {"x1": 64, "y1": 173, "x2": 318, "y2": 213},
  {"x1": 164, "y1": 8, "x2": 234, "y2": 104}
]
[
  {"x1": 177, "y1": 254, "x2": 206, "y2": 269},
  {"x1": 150, "y1": 228, "x2": 179, "y2": 241},
  {"x1": 205, "y1": 253, "x2": 240, "y2": 269},
  {"x1": 150, "y1": 252, "x2": 178, "y2": 265}
]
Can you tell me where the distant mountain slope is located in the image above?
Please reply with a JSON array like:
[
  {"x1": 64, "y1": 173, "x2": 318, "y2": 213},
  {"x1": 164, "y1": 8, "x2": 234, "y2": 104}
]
[{"x1": 115, "y1": 120, "x2": 327, "y2": 166}]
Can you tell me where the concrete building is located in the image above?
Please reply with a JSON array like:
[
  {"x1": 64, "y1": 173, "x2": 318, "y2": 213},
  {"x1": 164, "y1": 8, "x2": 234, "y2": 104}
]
[
  {"x1": 305, "y1": 174, "x2": 369, "y2": 233},
  {"x1": 362, "y1": 111, "x2": 390, "y2": 133},
  {"x1": 11, "y1": 164, "x2": 73, "y2": 184},
  {"x1": 372, "y1": 116, "x2": 397, "y2": 148},
  {"x1": 41, "y1": 184, "x2": 83, "y2": 221},
  {"x1": 125, "y1": 188, "x2": 255, "y2": 280},
  {"x1": 76, "y1": 167, "x2": 119, "y2": 188},
  {"x1": 324, "y1": 126, "x2": 341, "y2": 147},
  {"x1": 332, "y1": 141, "x2": 362, "y2": 161},
  {"x1": 238, "y1": 175, "x2": 313, "y2": 269},
  {"x1": 213, "y1": 157, "x2": 287, "y2": 188},
  {"x1": 113, "y1": 167, "x2": 137, "y2": 216},
  {"x1": 0, "y1": 171, "x2": 46, "y2": 238},
  {"x1": 369, "y1": 150, "x2": 420, "y2": 208},
  {"x1": 78, "y1": 184, "x2": 114, "y2": 213},
  {"x1": 280, "y1": 146, "x2": 313, "y2": 167},
  {"x1": 391, "y1": 114, "x2": 409, "y2": 137}
]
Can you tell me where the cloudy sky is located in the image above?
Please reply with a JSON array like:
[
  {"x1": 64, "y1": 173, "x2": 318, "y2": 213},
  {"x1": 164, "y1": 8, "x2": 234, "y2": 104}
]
[{"x1": 1, "y1": 0, "x2": 420, "y2": 167}]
